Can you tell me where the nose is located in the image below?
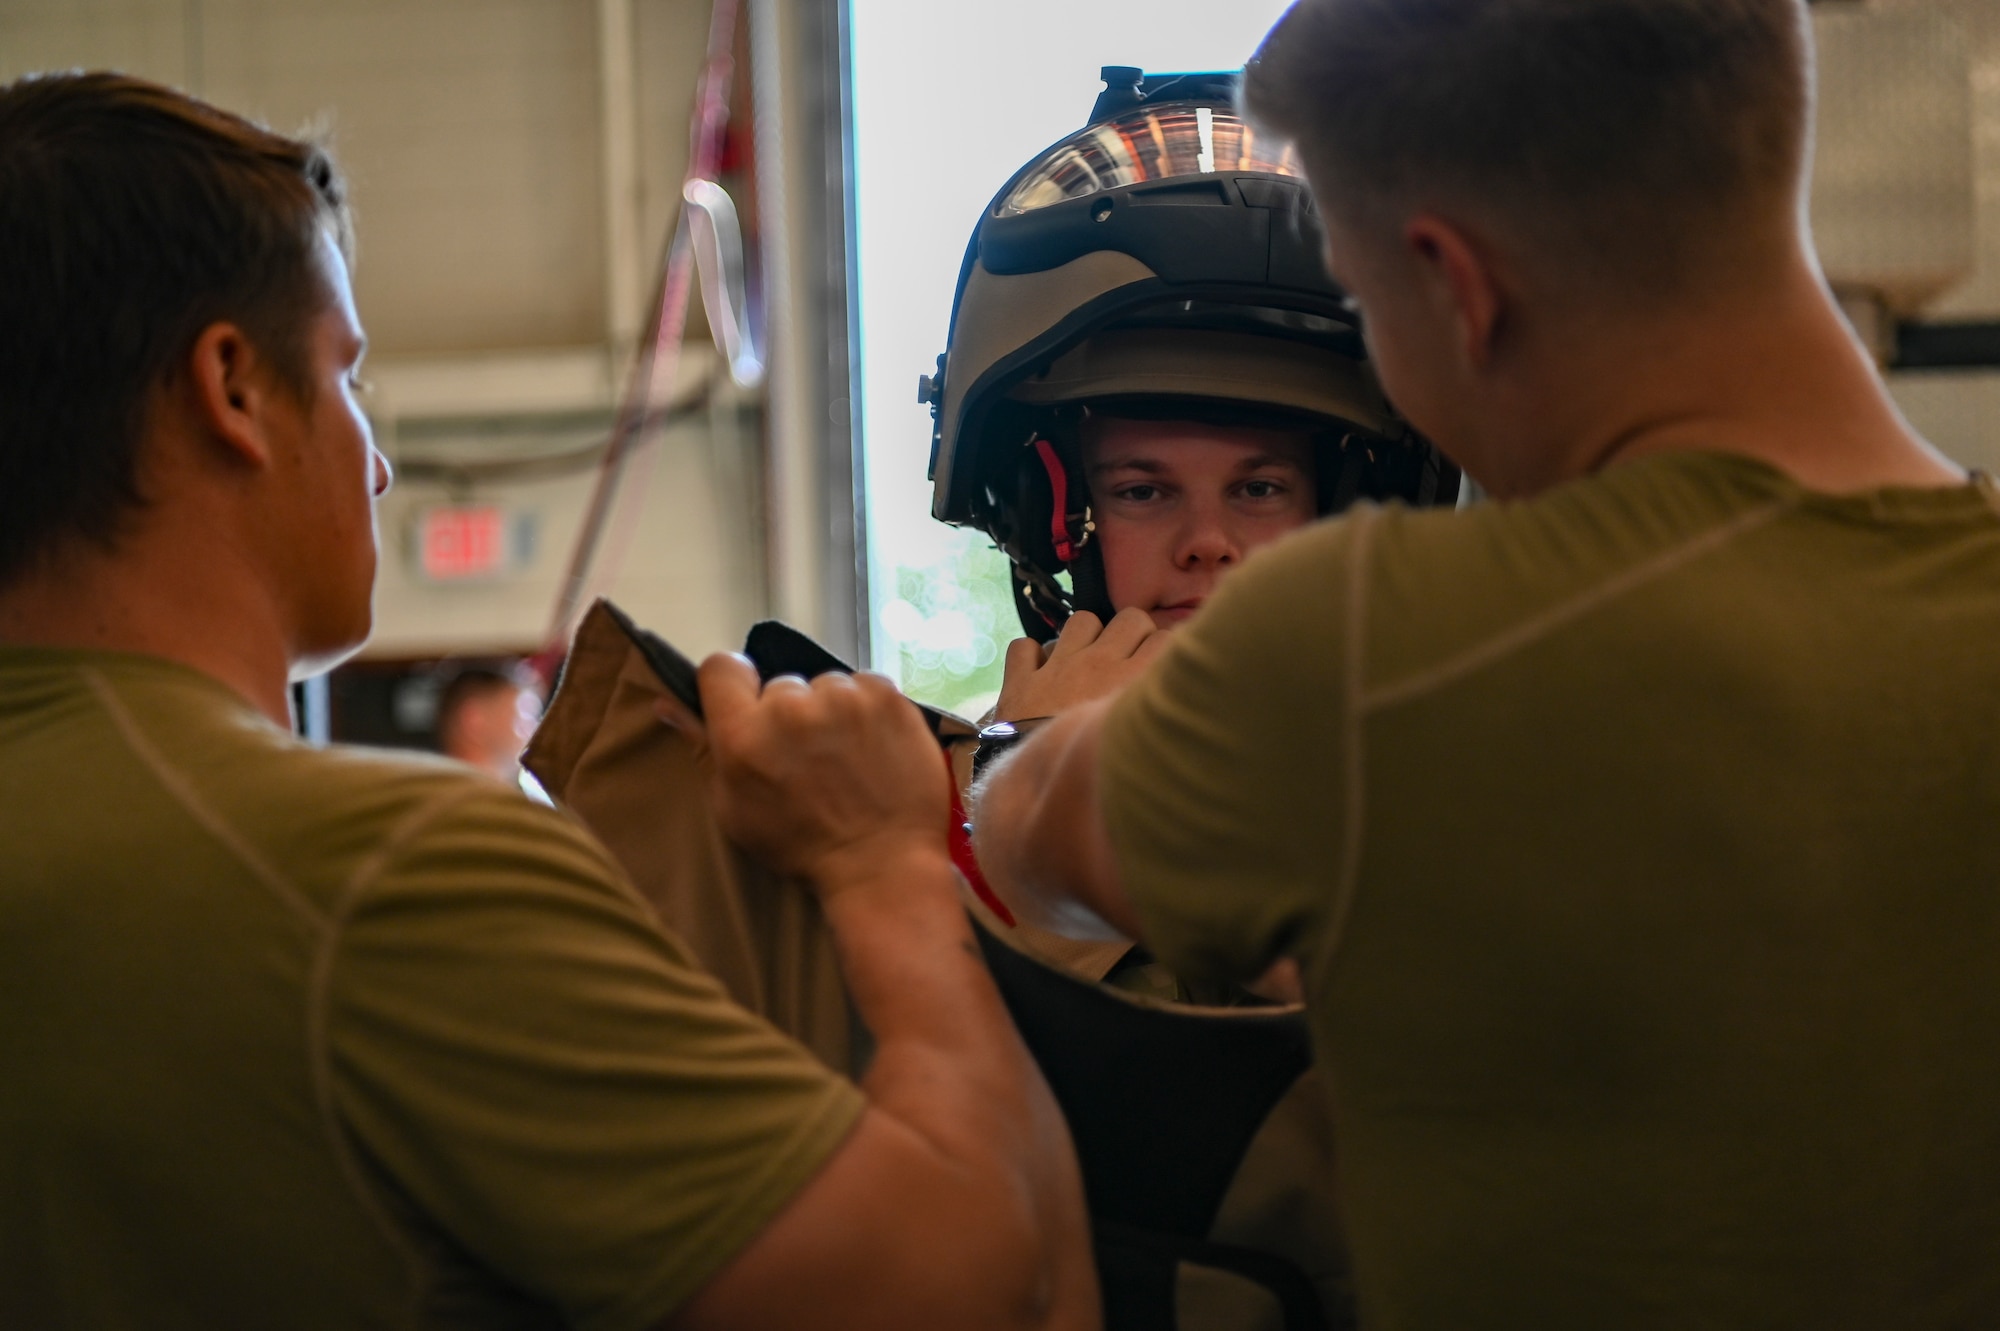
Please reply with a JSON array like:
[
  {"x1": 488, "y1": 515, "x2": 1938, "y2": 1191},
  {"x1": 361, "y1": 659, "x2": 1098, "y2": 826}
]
[
  {"x1": 370, "y1": 446, "x2": 394, "y2": 498},
  {"x1": 1173, "y1": 499, "x2": 1240, "y2": 571}
]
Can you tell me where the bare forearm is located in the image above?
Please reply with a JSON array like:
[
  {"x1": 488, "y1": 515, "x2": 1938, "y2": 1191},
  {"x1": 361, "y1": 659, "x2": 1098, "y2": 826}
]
[
  {"x1": 676, "y1": 658, "x2": 1095, "y2": 1329},
  {"x1": 973, "y1": 705, "x2": 1143, "y2": 941},
  {"x1": 819, "y1": 846, "x2": 1048, "y2": 1127},
  {"x1": 815, "y1": 846, "x2": 1095, "y2": 1326}
]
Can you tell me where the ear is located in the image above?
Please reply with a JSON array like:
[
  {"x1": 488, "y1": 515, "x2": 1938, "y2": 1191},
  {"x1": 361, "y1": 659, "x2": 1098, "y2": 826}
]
[
  {"x1": 1403, "y1": 214, "x2": 1506, "y2": 370},
  {"x1": 184, "y1": 321, "x2": 279, "y2": 470}
]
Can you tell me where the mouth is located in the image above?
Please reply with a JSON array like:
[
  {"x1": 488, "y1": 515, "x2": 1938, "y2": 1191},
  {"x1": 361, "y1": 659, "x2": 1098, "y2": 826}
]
[{"x1": 1151, "y1": 600, "x2": 1203, "y2": 625}]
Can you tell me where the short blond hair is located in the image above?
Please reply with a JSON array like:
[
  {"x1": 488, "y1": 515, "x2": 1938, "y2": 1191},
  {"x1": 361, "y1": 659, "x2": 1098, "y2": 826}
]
[{"x1": 1242, "y1": 0, "x2": 1811, "y2": 289}]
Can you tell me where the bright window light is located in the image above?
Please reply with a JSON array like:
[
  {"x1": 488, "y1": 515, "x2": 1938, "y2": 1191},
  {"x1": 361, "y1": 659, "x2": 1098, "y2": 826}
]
[{"x1": 850, "y1": 0, "x2": 1296, "y2": 719}]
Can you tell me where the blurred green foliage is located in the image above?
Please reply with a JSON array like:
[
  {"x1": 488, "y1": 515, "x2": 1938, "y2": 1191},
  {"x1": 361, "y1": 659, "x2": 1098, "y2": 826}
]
[{"x1": 884, "y1": 527, "x2": 1018, "y2": 719}]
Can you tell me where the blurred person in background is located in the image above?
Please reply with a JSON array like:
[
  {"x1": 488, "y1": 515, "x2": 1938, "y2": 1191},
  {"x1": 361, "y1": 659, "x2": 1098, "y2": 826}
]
[
  {"x1": 435, "y1": 661, "x2": 542, "y2": 783},
  {"x1": 0, "y1": 70, "x2": 1095, "y2": 1331}
]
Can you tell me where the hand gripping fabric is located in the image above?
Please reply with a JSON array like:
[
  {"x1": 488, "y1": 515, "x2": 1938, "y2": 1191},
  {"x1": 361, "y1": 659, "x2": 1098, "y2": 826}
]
[
  {"x1": 522, "y1": 601, "x2": 863, "y2": 1070},
  {"x1": 526, "y1": 601, "x2": 1355, "y2": 1330}
]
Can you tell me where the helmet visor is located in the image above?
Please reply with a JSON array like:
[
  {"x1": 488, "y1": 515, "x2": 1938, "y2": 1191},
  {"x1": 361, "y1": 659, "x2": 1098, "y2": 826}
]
[{"x1": 996, "y1": 104, "x2": 1301, "y2": 217}]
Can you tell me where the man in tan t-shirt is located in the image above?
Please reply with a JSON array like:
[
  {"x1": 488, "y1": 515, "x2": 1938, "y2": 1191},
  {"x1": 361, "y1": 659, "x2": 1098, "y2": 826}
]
[
  {"x1": 964, "y1": 1, "x2": 2000, "y2": 1327},
  {"x1": 0, "y1": 72, "x2": 1094, "y2": 1330}
]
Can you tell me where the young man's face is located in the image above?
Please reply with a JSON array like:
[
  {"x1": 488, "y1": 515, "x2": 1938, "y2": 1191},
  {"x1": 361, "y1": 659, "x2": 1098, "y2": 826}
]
[
  {"x1": 265, "y1": 232, "x2": 392, "y2": 677},
  {"x1": 1082, "y1": 414, "x2": 1317, "y2": 626}
]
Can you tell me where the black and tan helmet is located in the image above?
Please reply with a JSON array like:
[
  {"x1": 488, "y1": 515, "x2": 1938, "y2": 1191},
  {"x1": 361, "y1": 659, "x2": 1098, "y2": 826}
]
[{"x1": 922, "y1": 67, "x2": 1460, "y2": 640}]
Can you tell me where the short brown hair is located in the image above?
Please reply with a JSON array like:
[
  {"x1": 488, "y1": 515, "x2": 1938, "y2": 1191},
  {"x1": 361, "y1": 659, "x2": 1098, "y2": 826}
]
[
  {"x1": 1242, "y1": 0, "x2": 1811, "y2": 286},
  {"x1": 0, "y1": 71, "x2": 351, "y2": 584}
]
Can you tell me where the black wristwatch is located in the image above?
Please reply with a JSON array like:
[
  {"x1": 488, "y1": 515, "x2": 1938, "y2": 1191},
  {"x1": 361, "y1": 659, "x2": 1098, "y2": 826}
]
[{"x1": 971, "y1": 717, "x2": 1052, "y2": 782}]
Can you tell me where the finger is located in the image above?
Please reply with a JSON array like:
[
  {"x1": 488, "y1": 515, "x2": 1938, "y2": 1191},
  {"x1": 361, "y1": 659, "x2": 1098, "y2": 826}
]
[
  {"x1": 852, "y1": 668, "x2": 905, "y2": 696},
  {"x1": 1133, "y1": 626, "x2": 1177, "y2": 664},
  {"x1": 1097, "y1": 606, "x2": 1163, "y2": 657},
  {"x1": 1046, "y1": 610, "x2": 1105, "y2": 661},
  {"x1": 852, "y1": 671, "x2": 949, "y2": 751},
  {"x1": 695, "y1": 653, "x2": 762, "y2": 732},
  {"x1": 760, "y1": 672, "x2": 812, "y2": 699},
  {"x1": 851, "y1": 669, "x2": 918, "y2": 721},
  {"x1": 809, "y1": 670, "x2": 861, "y2": 697},
  {"x1": 1003, "y1": 636, "x2": 1045, "y2": 682}
]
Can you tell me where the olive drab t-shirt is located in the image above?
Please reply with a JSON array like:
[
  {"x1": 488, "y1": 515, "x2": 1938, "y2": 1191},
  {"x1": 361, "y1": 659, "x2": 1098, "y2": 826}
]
[
  {"x1": 1099, "y1": 450, "x2": 2000, "y2": 1329},
  {"x1": 0, "y1": 650, "x2": 863, "y2": 1330}
]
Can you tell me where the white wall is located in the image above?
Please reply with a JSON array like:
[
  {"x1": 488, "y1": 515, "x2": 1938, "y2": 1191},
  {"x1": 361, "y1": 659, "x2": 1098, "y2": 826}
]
[
  {"x1": 2, "y1": 0, "x2": 774, "y2": 661},
  {"x1": 1881, "y1": 0, "x2": 2000, "y2": 476},
  {"x1": 369, "y1": 374, "x2": 767, "y2": 660}
]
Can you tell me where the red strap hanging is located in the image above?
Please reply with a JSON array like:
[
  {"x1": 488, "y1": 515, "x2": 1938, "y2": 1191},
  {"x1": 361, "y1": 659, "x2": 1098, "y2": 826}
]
[
  {"x1": 1032, "y1": 436, "x2": 1076, "y2": 563},
  {"x1": 945, "y1": 748, "x2": 1016, "y2": 926}
]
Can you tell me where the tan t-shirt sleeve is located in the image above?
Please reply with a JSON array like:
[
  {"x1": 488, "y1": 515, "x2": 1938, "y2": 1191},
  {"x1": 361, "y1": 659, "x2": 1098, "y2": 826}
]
[
  {"x1": 323, "y1": 784, "x2": 864, "y2": 1331},
  {"x1": 1099, "y1": 512, "x2": 1367, "y2": 984}
]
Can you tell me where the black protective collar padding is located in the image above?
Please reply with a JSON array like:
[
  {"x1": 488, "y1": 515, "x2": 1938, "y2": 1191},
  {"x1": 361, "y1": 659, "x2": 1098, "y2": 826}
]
[
  {"x1": 973, "y1": 916, "x2": 1354, "y2": 1330},
  {"x1": 1067, "y1": 539, "x2": 1116, "y2": 628}
]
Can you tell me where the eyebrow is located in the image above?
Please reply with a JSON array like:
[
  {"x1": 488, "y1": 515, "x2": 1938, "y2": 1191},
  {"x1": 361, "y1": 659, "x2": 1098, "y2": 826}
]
[
  {"x1": 1089, "y1": 457, "x2": 1170, "y2": 477},
  {"x1": 1235, "y1": 452, "x2": 1311, "y2": 472},
  {"x1": 1089, "y1": 452, "x2": 1310, "y2": 477}
]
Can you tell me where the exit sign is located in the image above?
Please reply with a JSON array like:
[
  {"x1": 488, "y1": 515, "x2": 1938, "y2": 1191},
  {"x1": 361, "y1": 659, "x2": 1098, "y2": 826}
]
[{"x1": 413, "y1": 505, "x2": 535, "y2": 582}]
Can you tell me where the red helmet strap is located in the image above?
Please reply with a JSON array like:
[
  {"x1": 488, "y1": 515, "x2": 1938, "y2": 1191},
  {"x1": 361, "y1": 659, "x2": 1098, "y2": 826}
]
[{"x1": 1032, "y1": 435, "x2": 1079, "y2": 563}]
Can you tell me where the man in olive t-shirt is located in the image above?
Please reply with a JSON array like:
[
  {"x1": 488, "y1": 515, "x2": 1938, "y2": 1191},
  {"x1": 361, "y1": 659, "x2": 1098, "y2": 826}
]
[
  {"x1": 1099, "y1": 451, "x2": 2000, "y2": 1326},
  {"x1": 974, "y1": 1, "x2": 2000, "y2": 1326},
  {"x1": 1, "y1": 648, "x2": 863, "y2": 1327},
  {"x1": 0, "y1": 73, "x2": 1096, "y2": 1330}
]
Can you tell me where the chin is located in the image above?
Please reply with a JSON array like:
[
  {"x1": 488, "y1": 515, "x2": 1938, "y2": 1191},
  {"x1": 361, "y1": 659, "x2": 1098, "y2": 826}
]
[
  {"x1": 291, "y1": 638, "x2": 367, "y2": 681},
  {"x1": 292, "y1": 607, "x2": 374, "y2": 680}
]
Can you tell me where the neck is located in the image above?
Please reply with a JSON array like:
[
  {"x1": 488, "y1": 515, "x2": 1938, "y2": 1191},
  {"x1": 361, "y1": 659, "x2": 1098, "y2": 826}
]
[
  {"x1": 1491, "y1": 252, "x2": 1962, "y2": 499},
  {"x1": 0, "y1": 520, "x2": 297, "y2": 728}
]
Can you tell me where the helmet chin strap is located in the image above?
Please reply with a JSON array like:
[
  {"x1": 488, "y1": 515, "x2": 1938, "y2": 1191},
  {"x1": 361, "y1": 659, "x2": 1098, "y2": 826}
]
[
  {"x1": 1067, "y1": 543, "x2": 1115, "y2": 625},
  {"x1": 1032, "y1": 437, "x2": 1085, "y2": 563},
  {"x1": 1026, "y1": 436, "x2": 1117, "y2": 635}
]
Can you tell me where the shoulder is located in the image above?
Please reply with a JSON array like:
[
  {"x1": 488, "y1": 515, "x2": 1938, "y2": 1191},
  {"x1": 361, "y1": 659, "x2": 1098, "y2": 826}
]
[
  {"x1": 144, "y1": 694, "x2": 631, "y2": 923},
  {"x1": 1126, "y1": 453, "x2": 1790, "y2": 719},
  {"x1": 284, "y1": 746, "x2": 636, "y2": 918},
  {"x1": 1359, "y1": 453, "x2": 1795, "y2": 684}
]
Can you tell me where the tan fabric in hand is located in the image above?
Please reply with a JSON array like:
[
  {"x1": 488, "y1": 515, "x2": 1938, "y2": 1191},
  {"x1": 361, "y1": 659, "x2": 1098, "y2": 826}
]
[{"x1": 525, "y1": 603, "x2": 855, "y2": 1073}]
